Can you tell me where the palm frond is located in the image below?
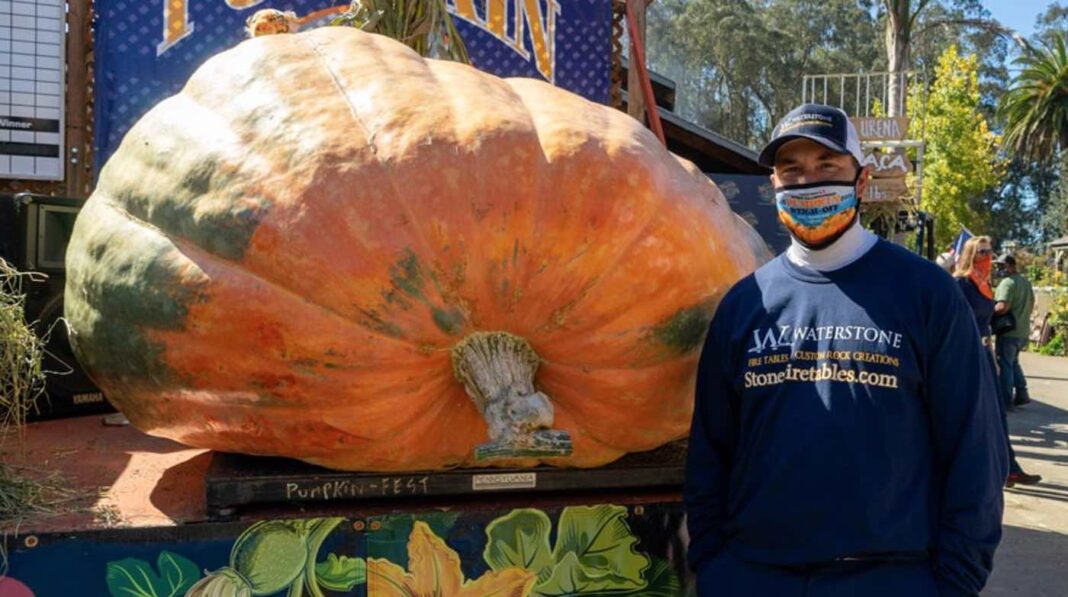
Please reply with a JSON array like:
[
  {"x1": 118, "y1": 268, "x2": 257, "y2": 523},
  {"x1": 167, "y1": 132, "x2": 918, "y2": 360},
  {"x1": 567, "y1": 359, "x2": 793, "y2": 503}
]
[{"x1": 998, "y1": 32, "x2": 1068, "y2": 165}]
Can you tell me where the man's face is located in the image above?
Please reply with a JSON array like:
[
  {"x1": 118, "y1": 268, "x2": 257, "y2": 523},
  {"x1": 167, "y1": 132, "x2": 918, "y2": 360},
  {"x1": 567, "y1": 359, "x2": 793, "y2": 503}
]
[{"x1": 770, "y1": 138, "x2": 869, "y2": 195}]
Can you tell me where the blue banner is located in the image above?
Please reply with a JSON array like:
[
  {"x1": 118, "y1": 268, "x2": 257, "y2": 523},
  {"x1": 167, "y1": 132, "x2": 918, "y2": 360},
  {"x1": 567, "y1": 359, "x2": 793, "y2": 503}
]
[
  {"x1": 709, "y1": 173, "x2": 792, "y2": 255},
  {"x1": 92, "y1": 0, "x2": 612, "y2": 173}
]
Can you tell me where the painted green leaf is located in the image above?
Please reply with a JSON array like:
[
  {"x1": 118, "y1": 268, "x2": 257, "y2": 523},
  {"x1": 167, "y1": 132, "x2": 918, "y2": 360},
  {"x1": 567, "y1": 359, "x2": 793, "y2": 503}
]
[
  {"x1": 538, "y1": 505, "x2": 650, "y2": 595},
  {"x1": 536, "y1": 552, "x2": 620, "y2": 596},
  {"x1": 315, "y1": 554, "x2": 367, "y2": 591},
  {"x1": 483, "y1": 509, "x2": 555, "y2": 583},
  {"x1": 627, "y1": 558, "x2": 681, "y2": 597},
  {"x1": 156, "y1": 552, "x2": 201, "y2": 596},
  {"x1": 107, "y1": 559, "x2": 160, "y2": 597},
  {"x1": 106, "y1": 552, "x2": 201, "y2": 597},
  {"x1": 563, "y1": 557, "x2": 684, "y2": 597}
]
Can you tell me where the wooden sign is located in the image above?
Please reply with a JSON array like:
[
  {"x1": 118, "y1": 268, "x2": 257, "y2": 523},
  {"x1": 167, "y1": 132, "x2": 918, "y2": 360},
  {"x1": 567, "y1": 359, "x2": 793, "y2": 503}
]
[
  {"x1": 861, "y1": 150, "x2": 913, "y2": 178},
  {"x1": 866, "y1": 177, "x2": 909, "y2": 202},
  {"x1": 851, "y1": 117, "x2": 910, "y2": 141}
]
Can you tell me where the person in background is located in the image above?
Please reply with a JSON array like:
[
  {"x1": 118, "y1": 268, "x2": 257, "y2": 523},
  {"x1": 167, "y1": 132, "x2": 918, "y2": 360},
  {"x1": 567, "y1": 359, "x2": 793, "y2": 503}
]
[
  {"x1": 994, "y1": 255, "x2": 1035, "y2": 410},
  {"x1": 954, "y1": 238, "x2": 1041, "y2": 488},
  {"x1": 936, "y1": 243, "x2": 957, "y2": 273},
  {"x1": 685, "y1": 104, "x2": 1007, "y2": 597}
]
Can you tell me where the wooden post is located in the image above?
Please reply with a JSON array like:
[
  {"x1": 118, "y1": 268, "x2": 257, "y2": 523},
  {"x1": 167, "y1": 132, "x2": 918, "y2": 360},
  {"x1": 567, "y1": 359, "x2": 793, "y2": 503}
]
[
  {"x1": 65, "y1": 0, "x2": 90, "y2": 198},
  {"x1": 626, "y1": 0, "x2": 647, "y2": 122}
]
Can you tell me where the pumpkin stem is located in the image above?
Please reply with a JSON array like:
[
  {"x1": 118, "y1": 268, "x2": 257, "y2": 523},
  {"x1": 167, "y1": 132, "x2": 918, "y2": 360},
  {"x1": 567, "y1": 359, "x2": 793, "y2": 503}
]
[
  {"x1": 247, "y1": 9, "x2": 300, "y2": 37},
  {"x1": 451, "y1": 331, "x2": 572, "y2": 461}
]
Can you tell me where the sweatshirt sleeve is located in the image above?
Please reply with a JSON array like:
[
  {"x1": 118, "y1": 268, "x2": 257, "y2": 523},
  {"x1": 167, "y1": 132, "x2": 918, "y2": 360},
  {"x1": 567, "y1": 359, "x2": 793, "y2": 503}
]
[
  {"x1": 925, "y1": 282, "x2": 1009, "y2": 597},
  {"x1": 684, "y1": 303, "x2": 739, "y2": 572}
]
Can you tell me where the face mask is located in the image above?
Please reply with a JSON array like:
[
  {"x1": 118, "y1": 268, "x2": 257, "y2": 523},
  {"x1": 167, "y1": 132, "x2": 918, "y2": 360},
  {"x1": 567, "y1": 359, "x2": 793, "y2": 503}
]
[
  {"x1": 775, "y1": 180, "x2": 860, "y2": 249},
  {"x1": 974, "y1": 254, "x2": 993, "y2": 278},
  {"x1": 972, "y1": 253, "x2": 994, "y2": 299}
]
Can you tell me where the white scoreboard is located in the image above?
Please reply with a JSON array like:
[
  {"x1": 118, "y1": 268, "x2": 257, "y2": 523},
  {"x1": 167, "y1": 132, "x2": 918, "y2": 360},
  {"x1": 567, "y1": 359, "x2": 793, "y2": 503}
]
[{"x1": 0, "y1": 0, "x2": 64, "y2": 181}]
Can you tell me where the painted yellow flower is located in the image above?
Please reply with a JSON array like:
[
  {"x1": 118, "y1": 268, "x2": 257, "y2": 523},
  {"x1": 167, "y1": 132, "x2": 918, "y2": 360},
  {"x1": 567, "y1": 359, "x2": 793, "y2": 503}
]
[{"x1": 368, "y1": 521, "x2": 535, "y2": 597}]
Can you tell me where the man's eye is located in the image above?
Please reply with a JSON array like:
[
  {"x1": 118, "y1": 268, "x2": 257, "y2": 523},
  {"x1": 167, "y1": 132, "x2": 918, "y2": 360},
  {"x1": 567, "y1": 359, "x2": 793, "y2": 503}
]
[{"x1": 821, "y1": 163, "x2": 838, "y2": 171}]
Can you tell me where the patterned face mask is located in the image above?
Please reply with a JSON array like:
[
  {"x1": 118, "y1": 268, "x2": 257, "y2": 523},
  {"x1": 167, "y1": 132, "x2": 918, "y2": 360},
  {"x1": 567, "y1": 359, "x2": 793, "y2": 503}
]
[{"x1": 775, "y1": 180, "x2": 859, "y2": 249}]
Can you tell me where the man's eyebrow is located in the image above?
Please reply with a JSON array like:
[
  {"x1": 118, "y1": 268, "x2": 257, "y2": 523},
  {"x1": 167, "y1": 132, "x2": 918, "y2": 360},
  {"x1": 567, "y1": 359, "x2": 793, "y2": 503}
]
[{"x1": 775, "y1": 155, "x2": 800, "y2": 166}]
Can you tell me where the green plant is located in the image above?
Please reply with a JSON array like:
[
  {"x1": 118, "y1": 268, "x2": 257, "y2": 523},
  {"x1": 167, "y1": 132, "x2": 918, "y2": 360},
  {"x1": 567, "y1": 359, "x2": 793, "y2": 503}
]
[
  {"x1": 1038, "y1": 287, "x2": 1068, "y2": 356},
  {"x1": 1049, "y1": 289, "x2": 1068, "y2": 327},
  {"x1": 910, "y1": 45, "x2": 1004, "y2": 247},
  {"x1": 332, "y1": 0, "x2": 469, "y2": 62},
  {"x1": 999, "y1": 33, "x2": 1068, "y2": 167},
  {"x1": 1038, "y1": 332, "x2": 1066, "y2": 356}
]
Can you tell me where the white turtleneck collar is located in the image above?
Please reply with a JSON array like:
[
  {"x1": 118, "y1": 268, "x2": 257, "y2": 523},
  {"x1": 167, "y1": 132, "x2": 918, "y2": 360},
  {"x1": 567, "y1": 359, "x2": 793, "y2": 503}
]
[{"x1": 785, "y1": 221, "x2": 879, "y2": 272}]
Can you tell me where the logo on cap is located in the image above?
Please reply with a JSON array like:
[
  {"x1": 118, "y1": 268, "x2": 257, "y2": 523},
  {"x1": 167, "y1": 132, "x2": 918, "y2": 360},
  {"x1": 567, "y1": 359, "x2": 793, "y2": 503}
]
[{"x1": 778, "y1": 113, "x2": 835, "y2": 133}]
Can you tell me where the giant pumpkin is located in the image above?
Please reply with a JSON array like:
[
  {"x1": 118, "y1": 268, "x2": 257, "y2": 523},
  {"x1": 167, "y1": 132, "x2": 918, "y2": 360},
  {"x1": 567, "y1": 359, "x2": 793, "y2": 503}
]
[{"x1": 65, "y1": 26, "x2": 763, "y2": 471}]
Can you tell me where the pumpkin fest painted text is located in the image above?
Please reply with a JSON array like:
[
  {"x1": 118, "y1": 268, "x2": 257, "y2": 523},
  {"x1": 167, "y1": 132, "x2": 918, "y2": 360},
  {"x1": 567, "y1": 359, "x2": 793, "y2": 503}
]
[{"x1": 158, "y1": 0, "x2": 561, "y2": 82}]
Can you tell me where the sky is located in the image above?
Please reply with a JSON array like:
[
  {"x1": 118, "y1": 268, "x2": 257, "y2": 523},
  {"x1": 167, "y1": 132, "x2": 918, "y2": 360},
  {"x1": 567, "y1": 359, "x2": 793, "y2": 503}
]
[{"x1": 983, "y1": 0, "x2": 1056, "y2": 38}]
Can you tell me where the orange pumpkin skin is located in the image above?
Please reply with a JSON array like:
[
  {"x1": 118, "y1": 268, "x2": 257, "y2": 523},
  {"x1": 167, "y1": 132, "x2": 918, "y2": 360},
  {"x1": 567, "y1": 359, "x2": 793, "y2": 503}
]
[{"x1": 65, "y1": 27, "x2": 762, "y2": 471}]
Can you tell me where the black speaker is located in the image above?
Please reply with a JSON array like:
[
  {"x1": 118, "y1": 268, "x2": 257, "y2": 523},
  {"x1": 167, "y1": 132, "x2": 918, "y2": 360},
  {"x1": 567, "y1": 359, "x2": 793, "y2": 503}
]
[{"x1": 2, "y1": 193, "x2": 115, "y2": 421}]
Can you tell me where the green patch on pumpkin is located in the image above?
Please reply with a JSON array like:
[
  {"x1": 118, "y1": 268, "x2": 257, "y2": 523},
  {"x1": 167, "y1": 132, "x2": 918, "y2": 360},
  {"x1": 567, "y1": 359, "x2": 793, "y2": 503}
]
[
  {"x1": 431, "y1": 306, "x2": 464, "y2": 336},
  {"x1": 101, "y1": 118, "x2": 271, "y2": 263},
  {"x1": 390, "y1": 250, "x2": 426, "y2": 301},
  {"x1": 650, "y1": 302, "x2": 716, "y2": 355},
  {"x1": 355, "y1": 307, "x2": 405, "y2": 339},
  {"x1": 64, "y1": 200, "x2": 202, "y2": 390},
  {"x1": 389, "y1": 251, "x2": 467, "y2": 336}
]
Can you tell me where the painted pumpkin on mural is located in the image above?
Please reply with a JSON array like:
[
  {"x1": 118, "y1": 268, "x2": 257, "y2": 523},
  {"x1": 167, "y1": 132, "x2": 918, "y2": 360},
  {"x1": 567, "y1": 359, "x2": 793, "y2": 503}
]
[{"x1": 64, "y1": 25, "x2": 764, "y2": 471}]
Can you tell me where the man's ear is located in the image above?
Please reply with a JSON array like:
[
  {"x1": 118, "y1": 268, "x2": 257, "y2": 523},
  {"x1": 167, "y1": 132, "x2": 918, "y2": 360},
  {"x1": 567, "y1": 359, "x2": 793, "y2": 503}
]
[
  {"x1": 855, "y1": 166, "x2": 872, "y2": 198},
  {"x1": 770, "y1": 170, "x2": 780, "y2": 188}
]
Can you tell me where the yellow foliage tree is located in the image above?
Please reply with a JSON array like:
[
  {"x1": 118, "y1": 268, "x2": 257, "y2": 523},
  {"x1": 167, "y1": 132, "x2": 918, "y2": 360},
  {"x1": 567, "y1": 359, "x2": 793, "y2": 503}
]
[{"x1": 910, "y1": 45, "x2": 1003, "y2": 247}]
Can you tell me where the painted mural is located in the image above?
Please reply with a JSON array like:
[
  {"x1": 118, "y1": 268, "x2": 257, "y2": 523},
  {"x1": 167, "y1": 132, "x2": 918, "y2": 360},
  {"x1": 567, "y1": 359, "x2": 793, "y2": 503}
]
[{"x1": 1, "y1": 503, "x2": 692, "y2": 596}]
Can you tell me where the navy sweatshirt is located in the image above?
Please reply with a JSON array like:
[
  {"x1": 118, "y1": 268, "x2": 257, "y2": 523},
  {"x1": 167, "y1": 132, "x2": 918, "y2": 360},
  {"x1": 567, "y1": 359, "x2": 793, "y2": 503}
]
[
  {"x1": 957, "y1": 277, "x2": 994, "y2": 337},
  {"x1": 685, "y1": 240, "x2": 1008, "y2": 597}
]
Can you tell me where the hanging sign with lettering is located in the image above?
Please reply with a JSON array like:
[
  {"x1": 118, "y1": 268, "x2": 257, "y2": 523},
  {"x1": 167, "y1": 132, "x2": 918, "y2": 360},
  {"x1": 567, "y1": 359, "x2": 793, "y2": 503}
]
[
  {"x1": 865, "y1": 177, "x2": 909, "y2": 203},
  {"x1": 850, "y1": 117, "x2": 910, "y2": 142},
  {"x1": 92, "y1": 0, "x2": 612, "y2": 173},
  {"x1": 861, "y1": 150, "x2": 913, "y2": 178}
]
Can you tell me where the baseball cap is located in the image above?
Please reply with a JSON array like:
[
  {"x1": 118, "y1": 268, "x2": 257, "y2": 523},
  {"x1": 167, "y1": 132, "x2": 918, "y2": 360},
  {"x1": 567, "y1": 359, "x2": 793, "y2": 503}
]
[
  {"x1": 995, "y1": 254, "x2": 1016, "y2": 266},
  {"x1": 758, "y1": 104, "x2": 865, "y2": 168}
]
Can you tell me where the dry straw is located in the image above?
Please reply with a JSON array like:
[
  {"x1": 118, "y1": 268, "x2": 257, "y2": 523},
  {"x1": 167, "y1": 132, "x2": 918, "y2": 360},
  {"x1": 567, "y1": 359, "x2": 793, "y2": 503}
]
[
  {"x1": 0, "y1": 258, "x2": 45, "y2": 440},
  {"x1": 0, "y1": 257, "x2": 60, "y2": 528}
]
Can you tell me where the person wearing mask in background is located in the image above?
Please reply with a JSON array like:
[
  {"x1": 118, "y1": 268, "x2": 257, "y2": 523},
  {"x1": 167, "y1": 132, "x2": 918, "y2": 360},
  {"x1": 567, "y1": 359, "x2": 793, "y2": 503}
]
[
  {"x1": 994, "y1": 255, "x2": 1035, "y2": 410},
  {"x1": 685, "y1": 104, "x2": 1007, "y2": 597},
  {"x1": 954, "y1": 237, "x2": 1041, "y2": 488}
]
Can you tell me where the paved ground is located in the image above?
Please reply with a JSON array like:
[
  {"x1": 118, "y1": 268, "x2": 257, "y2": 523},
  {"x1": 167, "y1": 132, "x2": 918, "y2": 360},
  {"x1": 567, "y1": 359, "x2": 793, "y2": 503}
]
[{"x1": 985, "y1": 352, "x2": 1068, "y2": 596}]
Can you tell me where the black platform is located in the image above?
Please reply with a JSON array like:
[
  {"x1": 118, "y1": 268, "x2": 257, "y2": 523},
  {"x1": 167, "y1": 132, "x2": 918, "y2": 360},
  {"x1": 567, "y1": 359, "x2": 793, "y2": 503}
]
[{"x1": 205, "y1": 442, "x2": 686, "y2": 519}]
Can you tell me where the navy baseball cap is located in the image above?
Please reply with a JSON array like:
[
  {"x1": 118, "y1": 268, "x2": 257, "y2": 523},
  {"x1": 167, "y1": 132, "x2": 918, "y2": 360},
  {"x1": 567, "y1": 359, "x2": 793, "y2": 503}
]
[{"x1": 758, "y1": 104, "x2": 864, "y2": 168}]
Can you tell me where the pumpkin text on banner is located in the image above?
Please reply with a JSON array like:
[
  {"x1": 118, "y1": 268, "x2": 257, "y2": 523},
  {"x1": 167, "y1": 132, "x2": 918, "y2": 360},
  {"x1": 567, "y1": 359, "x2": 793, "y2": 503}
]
[{"x1": 92, "y1": 0, "x2": 612, "y2": 173}]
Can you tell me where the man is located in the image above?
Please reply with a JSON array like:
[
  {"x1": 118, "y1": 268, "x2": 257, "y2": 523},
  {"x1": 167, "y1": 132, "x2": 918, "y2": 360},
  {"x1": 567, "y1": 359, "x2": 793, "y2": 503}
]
[
  {"x1": 685, "y1": 104, "x2": 1008, "y2": 597},
  {"x1": 994, "y1": 254, "x2": 1035, "y2": 410}
]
